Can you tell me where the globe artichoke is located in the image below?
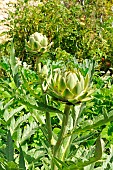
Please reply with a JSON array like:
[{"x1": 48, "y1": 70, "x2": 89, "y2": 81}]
[
  {"x1": 25, "y1": 32, "x2": 50, "y2": 53},
  {"x1": 44, "y1": 69, "x2": 93, "y2": 105}
]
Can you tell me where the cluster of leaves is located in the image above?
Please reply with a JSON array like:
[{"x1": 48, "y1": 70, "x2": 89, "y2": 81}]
[{"x1": 0, "y1": 42, "x2": 113, "y2": 169}]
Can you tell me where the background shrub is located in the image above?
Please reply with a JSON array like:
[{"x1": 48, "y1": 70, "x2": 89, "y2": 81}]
[{"x1": 0, "y1": 0, "x2": 112, "y2": 73}]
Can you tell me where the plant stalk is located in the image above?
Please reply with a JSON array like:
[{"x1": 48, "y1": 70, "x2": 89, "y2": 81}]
[
  {"x1": 36, "y1": 52, "x2": 53, "y2": 145},
  {"x1": 43, "y1": 94, "x2": 52, "y2": 144},
  {"x1": 46, "y1": 111, "x2": 52, "y2": 143},
  {"x1": 51, "y1": 104, "x2": 70, "y2": 170},
  {"x1": 36, "y1": 56, "x2": 41, "y2": 72},
  {"x1": 53, "y1": 104, "x2": 71, "y2": 157},
  {"x1": 61, "y1": 104, "x2": 84, "y2": 160}
]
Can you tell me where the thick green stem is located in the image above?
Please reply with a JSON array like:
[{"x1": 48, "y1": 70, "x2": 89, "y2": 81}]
[
  {"x1": 53, "y1": 104, "x2": 71, "y2": 157},
  {"x1": 35, "y1": 53, "x2": 52, "y2": 154},
  {"x1": 46, "y1": 111, "x2": 52, "y2": 143},
  {"x1": 43, "y1": 94, "x2": 52, "y2": 144},
  {"x1": 61, "y1": 104, "x2": 83, "y2": 160},
  {"x1": 51, "y1": 104, "x2": 70, "y2": 170},
  {"x1": 36, "y1": 57, "x2": 41, "y2": 72}
]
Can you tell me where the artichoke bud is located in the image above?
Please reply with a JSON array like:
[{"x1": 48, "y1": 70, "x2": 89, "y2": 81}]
[
  {"x1": 45, "y1": 69, "x2": 93, "y2": 105},
  {"x1": 72, "y1": 72, "x2": 79, "y2": 82},
  {"x1": 26, "y1": 32, "x2": 49, "y2": 53},
  {"x1": 72, "y1": 84, "x2": 78, "y2": 95}
]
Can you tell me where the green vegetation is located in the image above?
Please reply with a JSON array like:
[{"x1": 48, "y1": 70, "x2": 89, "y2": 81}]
[{"x1": 0, "y1": 0, "x2": 113, "y2": 169}]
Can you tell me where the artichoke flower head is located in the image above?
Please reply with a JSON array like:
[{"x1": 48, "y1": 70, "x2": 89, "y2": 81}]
[
  {"x1": 25, "y1": 32, "x2": 52, "y2": 54},
  {"x1": 44, "y1": 68, "x2": 93, "y2": 105}
]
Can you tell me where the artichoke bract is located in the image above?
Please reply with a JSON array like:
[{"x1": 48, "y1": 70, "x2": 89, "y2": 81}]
[
  {"x1": 38, "y1": 63, "x2": 49, "y2": 79},
  {"x1": 25, "y1": 32, "x2": 49, "y2": 53},
  {"x1": 44, "y1": 69, "x2": 93, "y2": 105}
]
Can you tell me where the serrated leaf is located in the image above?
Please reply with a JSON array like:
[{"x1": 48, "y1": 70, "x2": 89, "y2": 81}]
[
  {"x1": 20, "y1": 122, "x2": 38, "y2": 144},
  {"x1": 4, "y1": 105, "x2": 25, "y2": 122},
  {"x1": 94, "y1": 136, "x2": 103, "y2": 159},
  {"x1": 6, "y1": 130, "x2": 14, "y2": 162},
  {"x1": 10, "y1": 117, "x2": 15, "y2": 135},
  {"x1": 19, "y1": 98, "x2": 63, "y2": 114},
  {"x1": 14, "y1": 113, "x2": 31, "y2": 131},
  {"x1": 19, "y1": 146, "x2": 26, "y2": 170},
  {"x1": 3, "y1": 98, "x2": 14, "y2": 110},
  {"x1": 14, "y1": 73, "x2": 21, "y2": 88},
  {"x1": 54, "y1": 157, "x2": 68, "y2": 169},
  {"x1": 73, "y1": 131, "x2": 97, "y2": 144},
  {"x1": 15, "y1": 128, "x2": 22, "y2": 148},
  {"x1": 32, "y1": 110, "x2": 45, "y2": 124}
]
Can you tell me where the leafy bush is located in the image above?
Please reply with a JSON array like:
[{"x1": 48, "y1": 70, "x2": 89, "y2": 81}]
[{"x1": 2, "y1": 0, "x2": 113, "y2": 67}]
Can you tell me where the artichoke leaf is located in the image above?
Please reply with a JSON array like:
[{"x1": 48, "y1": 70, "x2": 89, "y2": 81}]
[
  {"x1": 76, "y1": 91, "x2": 88, "y2": 101},
  {"x1": 29, "y1": 37, "x2": 34, "y2": 47},
  {"x1": 66, "y1": 73, "x2": 76, "y2": 90},
  {"x1": 84, "y1": 73, "x2": 90, "y2": 90},
  {"x1": 58, "y1": 77, "x2": 66, "y2": 92},
  {"x1": 63, "y1": 88, "x2": 74, "y2": 100},
  {"x1": 72, "y1": 83, "x2": 78, "y2": 95},
  {"x1": 76, "y1": 81, "x2": 83, "y2": 95},
  {"x1": 79, "y1": 72, "x2": 84, "y2": 89},
  {"x1": 48, "y1": 90, "x2": 67, "y2": 102},
  {"x1": 34, "y1": 41, "x2": 41, "y2": 50},
  {"x1": 41, "y1": 37, "x2": 48, "y2": 47}
]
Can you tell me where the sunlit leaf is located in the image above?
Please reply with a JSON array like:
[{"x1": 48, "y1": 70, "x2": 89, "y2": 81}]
[{"x1": 6, "y1": 130, "x2": 14, "y2": 162}]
